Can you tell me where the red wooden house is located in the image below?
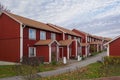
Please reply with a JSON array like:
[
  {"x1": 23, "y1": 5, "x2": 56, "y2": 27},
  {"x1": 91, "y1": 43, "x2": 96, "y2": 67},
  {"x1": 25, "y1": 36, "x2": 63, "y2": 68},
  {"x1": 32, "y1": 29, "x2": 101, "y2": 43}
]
[
  {"x1": 89, "y1": 35, "x2": 103, "y2": 53},
  {"x1": 47, "y1": 24, "x2": 82, "y2": 59},
  {"x1": 72, "y1": 29, "x2": 90, "y2": 57},
  {"x1": 72, "y1": 29, "x2": 103, "y2": 56},
  {"x1": 0, "y1": 12, "x2": 62, "y2": 62},
  {"x1": 105, "y1": 36, "x2": 120, "y2": 56}
]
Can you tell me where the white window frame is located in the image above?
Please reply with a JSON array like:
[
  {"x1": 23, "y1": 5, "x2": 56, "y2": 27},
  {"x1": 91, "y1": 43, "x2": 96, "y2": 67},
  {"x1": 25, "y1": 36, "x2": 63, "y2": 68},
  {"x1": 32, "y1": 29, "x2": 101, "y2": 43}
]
[
  {"x1": 29, "y1": 28, "x2": 36, "y2": 40},
  {"x1": 87, "y1": 37, "x2": 89, "y2": 42},
  {"x1": 40, "y1": 31, "x2": 46, "y2": 40},
  {"x1": 74, "y1": 37, "x2": 77, "y2": 39},
  {"x1": 29, "y1": 47, "x2": 36, "y2": 57},
  {"x1": 68, "y1": 35, "x2": 72, "y2": 39},
  {"x1": 78, "y1": 38, "x2": 81, "y2": 42},
  {"x1": 51, "y1": 33, "x2": 56, "y2": 40}
]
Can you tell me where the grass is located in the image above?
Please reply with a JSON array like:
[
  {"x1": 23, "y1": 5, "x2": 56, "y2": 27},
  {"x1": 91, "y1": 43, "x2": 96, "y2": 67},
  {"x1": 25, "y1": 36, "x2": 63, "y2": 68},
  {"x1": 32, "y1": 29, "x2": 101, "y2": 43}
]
[
  {"x1": 0, "y1": 62, "x2": 66, "y2": 78},
  {"x1": 90, "y1": 51, "x2": 104, "y2": 56},
  {"x1": 38, "y1": 62, "x2": 66, "y2": 72},
  {"x1": 37, "y1": 61, "x2": 120, "y2": 80},
  {"x1": 0, "y1": 65, "x2": 16, "y2": 78}
]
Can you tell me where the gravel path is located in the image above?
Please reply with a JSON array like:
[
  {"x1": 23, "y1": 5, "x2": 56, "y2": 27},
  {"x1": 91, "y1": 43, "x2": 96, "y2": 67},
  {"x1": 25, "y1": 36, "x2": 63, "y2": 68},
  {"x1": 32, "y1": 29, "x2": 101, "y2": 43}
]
[{"x1": 0, "y1": 52, "x2": 107, "y2": 80}]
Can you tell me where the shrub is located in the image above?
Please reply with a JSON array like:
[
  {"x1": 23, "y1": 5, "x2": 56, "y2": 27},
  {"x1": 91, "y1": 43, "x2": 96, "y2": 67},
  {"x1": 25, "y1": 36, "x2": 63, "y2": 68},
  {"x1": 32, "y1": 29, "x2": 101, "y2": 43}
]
[
  {"x1": 13, "y1": 64, "x2": 39, "y2": 80},
  {"x1": 22, "y1": 56, "x2": 44, "y2": 66},
  {"x1": 103, "y1": 56, "x2": 120, "y2": 65},
  {"x1": 12, "y1": 56, "x2": 43, "y2": 80},
  {"x1": 51, "y1": 60, "x2": 57, "y2": 65},
  {"x1": 99, "y1": 56, "x2": 120, "y2": 77}
]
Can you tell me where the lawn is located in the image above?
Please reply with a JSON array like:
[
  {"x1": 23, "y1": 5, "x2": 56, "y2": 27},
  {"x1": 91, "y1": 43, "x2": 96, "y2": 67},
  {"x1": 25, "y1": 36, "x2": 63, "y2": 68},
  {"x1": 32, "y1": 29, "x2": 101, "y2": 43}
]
[
  {"x1": 0, "y1": 65, "x2": 16, "y2": 78},
  {"x1": 38, "y1": 57, "x2": 120, "y2": 80},
  {"x1": 0, "y1": 62, "x2": 66, "y2": 78}
]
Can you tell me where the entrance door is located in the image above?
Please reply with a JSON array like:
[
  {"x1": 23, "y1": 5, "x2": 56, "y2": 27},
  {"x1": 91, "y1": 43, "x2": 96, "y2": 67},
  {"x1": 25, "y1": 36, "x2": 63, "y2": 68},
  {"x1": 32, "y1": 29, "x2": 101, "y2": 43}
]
[
  {"x1": 59, "y1": 47, "x2": 63, "y2": 58},
  {"x1": 51, "y1": 43, "x2": 57, "y2": 61}
]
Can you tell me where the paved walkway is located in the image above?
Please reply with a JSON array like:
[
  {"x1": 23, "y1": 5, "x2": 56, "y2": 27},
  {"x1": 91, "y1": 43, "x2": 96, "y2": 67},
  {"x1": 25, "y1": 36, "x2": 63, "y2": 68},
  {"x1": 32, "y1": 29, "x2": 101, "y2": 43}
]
[
  {"x1": 0, "y1": 61, "x2": 18, "y2": 65},
  {"x1": 0, "y1": 52, "x2": 107, "y2": 80}
]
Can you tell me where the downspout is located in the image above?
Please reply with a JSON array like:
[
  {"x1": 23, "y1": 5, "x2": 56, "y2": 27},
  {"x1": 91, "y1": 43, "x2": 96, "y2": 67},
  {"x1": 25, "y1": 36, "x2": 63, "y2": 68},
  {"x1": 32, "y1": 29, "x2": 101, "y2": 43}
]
[
  {"x1": 63, "y1": 33, "x2": 65, "y2": 40},
  {"x1": 107, "y1": 44, "x2": 109, "y2": 56},
  {"x1": 49, "y1": 44, "x2": 51, "y2": 63},
  {"x1": 20, "y1": 24, "x2": 25, "y2": 62},
  {"x1": 75, "y1": 39, "x2": 78, "y2": 57},
  {"x1": 67, "y1": 45, "x2": 69, "y2": 59}
]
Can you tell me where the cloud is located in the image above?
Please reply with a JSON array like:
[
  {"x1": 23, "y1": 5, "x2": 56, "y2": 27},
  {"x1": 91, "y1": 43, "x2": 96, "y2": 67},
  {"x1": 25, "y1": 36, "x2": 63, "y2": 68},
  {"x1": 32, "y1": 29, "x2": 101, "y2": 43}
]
[{"x1": 0, "y1": 0, "x2": 120, "y2": 38}]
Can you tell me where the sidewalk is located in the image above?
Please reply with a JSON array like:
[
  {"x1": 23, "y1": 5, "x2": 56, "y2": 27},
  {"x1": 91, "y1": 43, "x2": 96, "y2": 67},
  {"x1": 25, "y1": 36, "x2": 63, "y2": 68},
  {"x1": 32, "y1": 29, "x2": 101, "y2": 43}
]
[
  {"x1": 0, "y1": 52, "x2": 107, "y2": 80},
  {"x1": 0, "y1": 61, "x2": 18, "y2": 65}
]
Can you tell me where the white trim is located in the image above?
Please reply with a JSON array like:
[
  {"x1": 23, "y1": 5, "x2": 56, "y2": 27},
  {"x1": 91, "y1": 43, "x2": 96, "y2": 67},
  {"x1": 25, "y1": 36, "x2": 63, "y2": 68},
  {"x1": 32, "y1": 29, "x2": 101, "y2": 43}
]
[
  {"x1": 104, "y1": 36, "x2": 119, "y2": 45},
  {"x1": 85, "y1": 46, "x2": 88, "y2": 57},
  {"x1": 107, "y1": 44, "x2": 110, "y2": 56},
  {"x1": 20, "y1": 24, "x2": 23, "y2": 62},
  {"x1": 28, "y1": 47, "x2": 36, "y2": 57},
  {"x1": 3, "y1": 12, "x2": 22, "y2": 24},
  {"x1": 49, "y1": 40, "x2": 60, "y2": 46},
  {"x1": 63, "y1": 33, "x2": 65, "y2": 40},
  {"x1": 85, "y1": 35, "x2": 87, "y2": 43},
  {"x1": 49, "y1": 45, "x2": 51, "y2": 62},
  {"x1": 75, "y1": 39, "x2": 77, "y2": 57},
  {"x1": 97, "y1": 44, "x2": 99, "y2": 52},
  {"x1": 67, "y1": 45, "x2": 70, "y2": 59},
  {"x1": 57, "y1": 45, "x2": 59, "y2": 61}
]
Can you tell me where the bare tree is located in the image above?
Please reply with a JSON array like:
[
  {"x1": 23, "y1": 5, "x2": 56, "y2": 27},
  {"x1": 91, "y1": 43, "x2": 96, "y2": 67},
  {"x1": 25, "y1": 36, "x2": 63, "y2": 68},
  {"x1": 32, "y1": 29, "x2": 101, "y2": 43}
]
[{"x1": 0, "y1": 3, "x2": 10, "y2": 12}]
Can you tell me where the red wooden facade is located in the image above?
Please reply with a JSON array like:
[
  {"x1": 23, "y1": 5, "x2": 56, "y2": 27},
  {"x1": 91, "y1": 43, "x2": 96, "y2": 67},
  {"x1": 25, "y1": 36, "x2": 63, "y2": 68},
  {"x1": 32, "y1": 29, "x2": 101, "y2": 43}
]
[
  {"x1": 0, "y1": 13, "x2": 21, "y2": 62},
  {"x1": 107, "y1": 37, "x2": 120, "y2": 56},
  {"x1": 0, "y1": 12, "x2": 109, "y2": 63},
  {"x1": 72, "y1": 29, "x2": 104, "y2": 56}
]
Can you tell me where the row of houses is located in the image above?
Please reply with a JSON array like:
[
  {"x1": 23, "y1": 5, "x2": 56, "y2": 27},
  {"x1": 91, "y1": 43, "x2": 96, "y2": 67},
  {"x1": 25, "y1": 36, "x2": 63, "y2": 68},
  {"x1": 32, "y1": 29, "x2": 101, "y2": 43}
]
[{"x1": 0, "y1": 12, "x2": 111, "y2": 63}]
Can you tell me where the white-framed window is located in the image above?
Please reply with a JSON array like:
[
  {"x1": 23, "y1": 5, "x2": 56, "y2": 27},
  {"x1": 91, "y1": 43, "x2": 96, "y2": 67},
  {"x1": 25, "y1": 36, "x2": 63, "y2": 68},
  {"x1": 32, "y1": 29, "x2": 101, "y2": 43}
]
[
  {"x1": 90, "y1": 37, "x2": 91, "y2": 42},
  {"x1": 29, "y1": 47, "x2": 36, "y2": 57},
  {"x1": 74, "y1": 37, "x2": 77, "y2": 39},
  {"x1": 29, "y1": 28, "x2": 36, "y2": 40},
  {"x1": 51, "y1": 33, "x2": 56, "y2": 40},
  {"x1": 68, "y1": 35, "x2": 72, "y2": 39},
  {"x1": 40, "y1": 31, "x2": 46, "y2": 40},
  {"x1": 87, "y1": 37, "x2": 89, "y2": 42},
  {"x1": 78, "y1": 38, "x2": 81, "y2": 42}
]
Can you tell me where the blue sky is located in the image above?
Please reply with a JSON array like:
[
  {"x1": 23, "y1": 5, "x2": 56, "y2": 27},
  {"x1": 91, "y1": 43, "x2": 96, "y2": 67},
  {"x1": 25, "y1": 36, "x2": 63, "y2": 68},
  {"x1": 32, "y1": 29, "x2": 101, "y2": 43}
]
[{"x1": 0, "y1": 0, "x2": 120, "y2": 38}]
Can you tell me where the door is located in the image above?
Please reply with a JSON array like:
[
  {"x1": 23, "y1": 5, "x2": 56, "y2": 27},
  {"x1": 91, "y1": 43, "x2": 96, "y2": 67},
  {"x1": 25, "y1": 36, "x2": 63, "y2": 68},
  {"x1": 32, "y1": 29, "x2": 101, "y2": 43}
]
[{"x1": 59, "y1": 47, "x2": 63, "y2": 58}]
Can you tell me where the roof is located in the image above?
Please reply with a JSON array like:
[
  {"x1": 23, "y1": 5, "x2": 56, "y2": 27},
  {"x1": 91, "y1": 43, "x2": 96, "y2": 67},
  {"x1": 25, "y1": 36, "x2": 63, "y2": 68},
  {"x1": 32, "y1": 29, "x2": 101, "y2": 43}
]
[
  {"x1": 72, "y1": 29, "x2": 103, "y2": 40},
  {"x1": 104, "y1": 37, "x2": 112, "y2": 41},
  {"x1": 81, "y1": 43, "x2": 89, "y2": 46},
  {"x1": 59, "y1": 39, "x2": 73, "y2": 46},
  {"x1": 35, "y1": 39, "x2": 53, "y2": 46},
  {"x1": 90, "y1": 41, "x2": 103, "y2": 44},
  {"x1": 3, "y1": 12, "x2": 61, "y2": 33},
  {"x1": 47, "y1": 23, "x2": 82, "y2": 37},
  {"x1": 72, "y1": 29, "x2": 90, "y2": 35},
  {"x1": 105, "y1": 36, "x2": 120, "y2": 45},
  {"x1": 91, "y1": 35, "x2": 103, "y2": 40}
]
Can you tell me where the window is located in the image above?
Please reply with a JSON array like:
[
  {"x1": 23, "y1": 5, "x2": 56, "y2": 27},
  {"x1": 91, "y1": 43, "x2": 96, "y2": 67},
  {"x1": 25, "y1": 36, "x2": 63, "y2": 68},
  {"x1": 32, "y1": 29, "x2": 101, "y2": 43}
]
[
  {"x1": 40, "y1": 31, "x2": 46, "y2": 40},
  {"x1": 90, "y1": 37, "x2": 91, "y2": 42},
  {"x1": 74, "y1": 37, "x2": 77, "y2": 39},
  {"x1": 68, "y1": 35, "x2": 72, "y2": 39},
  {"x1": 29, "y1": 28, "x2": 36, "y2": 40},
  {"x1": 51, "y1": 33, "x2": 56, "y2": 40},
  {"x1": 78, "y1": 38, "x2": 81, "y2": 42},
  {"x1": 87, "y1": 37, "x2": 89, "y2": 42},
  {"x1": 29, "y1": 47, "x2": 36, "y2": 57}
]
